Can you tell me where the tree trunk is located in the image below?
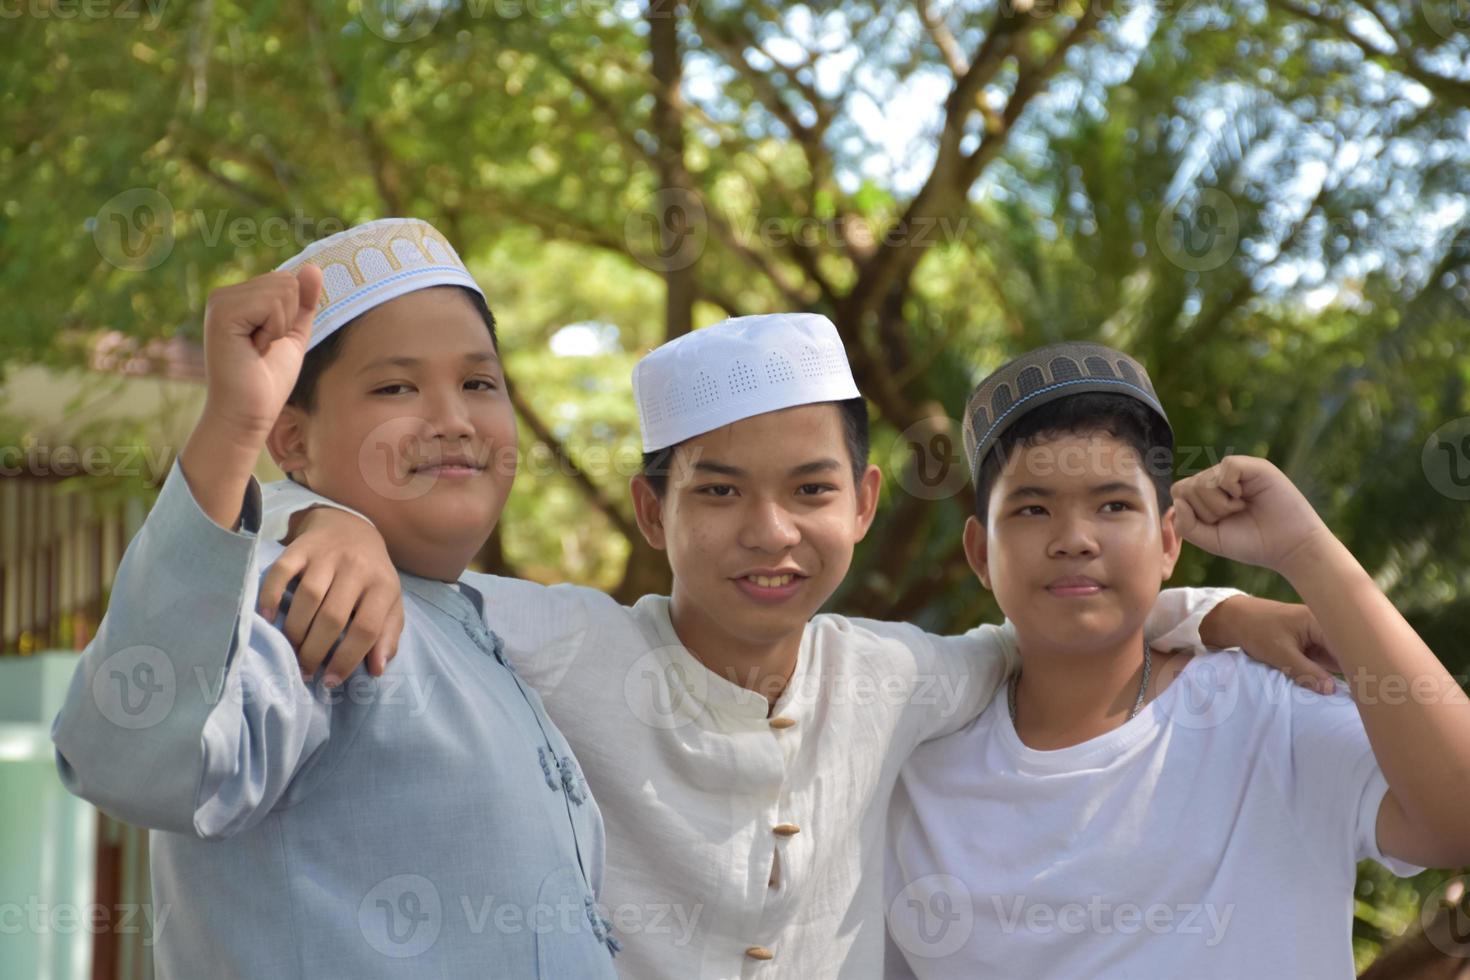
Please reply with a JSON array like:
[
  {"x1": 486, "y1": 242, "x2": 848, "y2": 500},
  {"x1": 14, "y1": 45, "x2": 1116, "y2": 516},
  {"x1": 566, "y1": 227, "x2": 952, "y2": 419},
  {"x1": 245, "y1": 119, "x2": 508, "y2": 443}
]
[{"x1": 648, "y1": 0, "x2": 696, "y2": 341}]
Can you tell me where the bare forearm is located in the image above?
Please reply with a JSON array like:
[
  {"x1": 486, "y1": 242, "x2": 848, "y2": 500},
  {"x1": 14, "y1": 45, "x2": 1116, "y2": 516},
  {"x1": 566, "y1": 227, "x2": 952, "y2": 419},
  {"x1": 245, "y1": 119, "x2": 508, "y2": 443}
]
[
  {"x1": 1281, "y1": 532, "x2": 1470, "y2": 842},
  {"x1": 179, "y1": 411, "x2": 268, "y2": 531}
]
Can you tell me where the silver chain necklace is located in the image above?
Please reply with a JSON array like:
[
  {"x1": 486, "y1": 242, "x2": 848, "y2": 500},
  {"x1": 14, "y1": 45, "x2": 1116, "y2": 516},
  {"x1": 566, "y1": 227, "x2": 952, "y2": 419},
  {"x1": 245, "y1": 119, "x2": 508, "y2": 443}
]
[{"x1": 1008, "y1": 642, "x2": 1153, "y2": 725}]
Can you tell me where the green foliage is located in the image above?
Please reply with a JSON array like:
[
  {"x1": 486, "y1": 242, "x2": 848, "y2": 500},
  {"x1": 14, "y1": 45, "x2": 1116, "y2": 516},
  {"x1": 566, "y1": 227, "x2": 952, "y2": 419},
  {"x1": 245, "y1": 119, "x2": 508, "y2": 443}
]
[{"x1": 4, "y1": 2, "x2": 1468, "y2": 968}]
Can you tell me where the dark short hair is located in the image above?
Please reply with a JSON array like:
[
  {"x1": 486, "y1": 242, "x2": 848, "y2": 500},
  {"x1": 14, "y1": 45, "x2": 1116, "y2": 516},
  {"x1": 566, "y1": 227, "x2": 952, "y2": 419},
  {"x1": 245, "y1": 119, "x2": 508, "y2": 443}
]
[
  {"x1": 973, "y1": 392, "x2": 1173, "y2": 522},
  {"x1": 640, "y1": 397, "x2": 870, "y2": 497},
  {"x1": 285, "y1": 286, "x2": 498, "y2": 413}
]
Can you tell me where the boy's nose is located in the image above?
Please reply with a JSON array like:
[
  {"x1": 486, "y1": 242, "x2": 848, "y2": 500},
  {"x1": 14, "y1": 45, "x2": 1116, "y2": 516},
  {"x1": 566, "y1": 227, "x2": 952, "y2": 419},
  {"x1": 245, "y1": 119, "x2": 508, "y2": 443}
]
[
  {"x1": 426, "y1": 391, "x2": 476, "y2": 441},
  {"x1": 1047, "y1": 517, "x2": 1099, "y2": 558},
  {"x1": 741, "y1": 500, "x2": 801, "y2": 552}
]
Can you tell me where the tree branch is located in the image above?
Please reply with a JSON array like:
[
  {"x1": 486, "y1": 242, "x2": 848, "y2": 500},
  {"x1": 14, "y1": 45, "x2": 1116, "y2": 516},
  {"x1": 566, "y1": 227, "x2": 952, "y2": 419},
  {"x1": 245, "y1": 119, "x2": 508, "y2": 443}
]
[
  {"x1": 917, "y1": 0, "x2": 967, "y2": 78},
  {"x1": 693, "y1": 11, "x2": 847, "y2": 220},
  {"x1": 840, "y1": 4, "x2": 1096, "y2": 363},
  {"x1": 303, "y1": 6, "x2": 404, "y2": 213},
  {"x1": 540, "y1": 44, "x2": 657, "y2": 170},
  {"x1": 959, "y1": 0, "x2": 1111, "y2": 187},
  {"x1": 698, "y1": 25, "x2": 813, "y2": 145},
  {"x1": 1268, "y1": 0, "x2": 1470, "y2": 110},
  {"x1": 507, "y1": 383, "x2": 639, "y2": 542},
  {"x1": 703, "y1": 205, "x2": 817, "y2": 308},
  {"x1": 178, "y1": 150, "x2": 276, "y2": 209}
]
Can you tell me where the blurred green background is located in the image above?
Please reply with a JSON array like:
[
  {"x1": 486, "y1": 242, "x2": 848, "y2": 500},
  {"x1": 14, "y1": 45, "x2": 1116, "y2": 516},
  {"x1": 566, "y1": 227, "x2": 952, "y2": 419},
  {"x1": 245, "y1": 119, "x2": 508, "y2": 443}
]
[{"x1": 1, "y1": 0, "x2": 1468, "y2": 976}]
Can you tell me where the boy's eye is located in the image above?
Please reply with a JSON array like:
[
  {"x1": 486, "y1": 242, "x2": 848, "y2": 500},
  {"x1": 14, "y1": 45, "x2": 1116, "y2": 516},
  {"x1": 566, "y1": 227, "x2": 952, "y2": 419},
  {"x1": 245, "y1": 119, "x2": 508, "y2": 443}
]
[
  {"x1": 1101, "y1": 501, "x2": 1132, "y2": 513},
  {"x1": 372, "y1": 383, "x2": 413, "y2": 396},
  {"x1": 696, "y1": 484, "x2": 737, "y2": 498},
  {"x1": 1017, "y1": 504, "x2": 1047, "y2": 517},
  {"x1": 466, "y1": 378, "x2": 499, "y2": 391},
  {"x1": 797, "y1": 483, "x2": 837, "y2": 496}
]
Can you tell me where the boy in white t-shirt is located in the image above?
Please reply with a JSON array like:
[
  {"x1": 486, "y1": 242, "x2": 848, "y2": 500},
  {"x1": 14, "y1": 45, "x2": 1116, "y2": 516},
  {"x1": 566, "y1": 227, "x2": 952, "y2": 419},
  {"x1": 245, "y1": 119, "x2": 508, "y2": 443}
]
[{"x1": 885, "y1": 342, "x2": 1470, "y2": 979}]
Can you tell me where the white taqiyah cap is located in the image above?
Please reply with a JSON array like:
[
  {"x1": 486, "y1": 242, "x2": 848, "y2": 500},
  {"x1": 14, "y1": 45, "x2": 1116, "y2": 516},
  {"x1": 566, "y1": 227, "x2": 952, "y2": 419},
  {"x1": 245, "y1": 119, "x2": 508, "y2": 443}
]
[
  {"x1": 275, "y1": 217, "x2": 484, "y2": 352},
  {"x1": 633, "y1": 313, "x2": 862, "y2": 452}
]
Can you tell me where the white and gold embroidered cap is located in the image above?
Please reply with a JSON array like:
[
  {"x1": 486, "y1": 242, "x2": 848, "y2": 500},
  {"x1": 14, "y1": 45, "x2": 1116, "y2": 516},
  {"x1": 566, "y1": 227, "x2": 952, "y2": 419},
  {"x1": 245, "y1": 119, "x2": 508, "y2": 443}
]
[
  {"x1": 633, "y1": 313, "x2": 862, "y2": 453},
  {"x1": 276, "y1": 217, "x2": 484, "y2": 351}
]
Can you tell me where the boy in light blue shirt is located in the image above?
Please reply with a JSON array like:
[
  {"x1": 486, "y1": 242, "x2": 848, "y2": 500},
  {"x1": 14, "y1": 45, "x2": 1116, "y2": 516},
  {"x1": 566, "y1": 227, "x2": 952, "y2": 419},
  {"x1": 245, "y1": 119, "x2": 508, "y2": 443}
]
[{"x1": 52, "y1": 219, "x2": 619, "y2": 978}]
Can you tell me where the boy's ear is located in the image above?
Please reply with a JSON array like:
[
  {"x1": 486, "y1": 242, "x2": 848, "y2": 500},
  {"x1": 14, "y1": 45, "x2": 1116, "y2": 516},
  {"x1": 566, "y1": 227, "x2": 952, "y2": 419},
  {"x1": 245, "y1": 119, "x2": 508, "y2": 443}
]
[
  {"x1": 629, "y1": 474, "x2": 669, "y2": 551},
  {"x1": 1159, "y1": 503, "x2": 1183, "y2": 580},
  {"x1": 962, "y1": 515, "x2": 994, "y2": 591},
  {"x1": 852, "y1": 464, "x2": 883, "y2": 541},
  {"x1": 265, "y1": 406, "x2": 310, "y2": 479}
]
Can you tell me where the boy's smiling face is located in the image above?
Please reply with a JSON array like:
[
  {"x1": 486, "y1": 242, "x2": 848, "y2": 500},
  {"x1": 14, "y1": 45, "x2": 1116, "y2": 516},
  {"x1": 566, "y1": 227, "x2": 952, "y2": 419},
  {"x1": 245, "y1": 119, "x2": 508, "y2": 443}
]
[
  {"x1": 268, "y1": 287, "x2": 517, "y2": 580},
  {"x1": 633, "y1": 403, "x2": 881, "y2": 659},
  {"x1": 965, "y1": 430, "x2": 1182, "y2": 656}
]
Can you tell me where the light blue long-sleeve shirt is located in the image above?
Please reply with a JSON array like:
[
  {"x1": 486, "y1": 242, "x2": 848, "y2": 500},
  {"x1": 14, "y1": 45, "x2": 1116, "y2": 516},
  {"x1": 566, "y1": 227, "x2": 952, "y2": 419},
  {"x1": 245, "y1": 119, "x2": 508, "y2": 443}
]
[{"x1": 51, "y1": 462, "x2": 619, "y2": 979}]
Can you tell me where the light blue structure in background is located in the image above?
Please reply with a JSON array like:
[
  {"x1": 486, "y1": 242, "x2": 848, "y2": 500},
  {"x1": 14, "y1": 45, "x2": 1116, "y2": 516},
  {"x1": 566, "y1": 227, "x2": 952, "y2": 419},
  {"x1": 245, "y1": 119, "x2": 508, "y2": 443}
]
[{"x1": 1, "y1": 653, "x2": 94, "y2": 980}]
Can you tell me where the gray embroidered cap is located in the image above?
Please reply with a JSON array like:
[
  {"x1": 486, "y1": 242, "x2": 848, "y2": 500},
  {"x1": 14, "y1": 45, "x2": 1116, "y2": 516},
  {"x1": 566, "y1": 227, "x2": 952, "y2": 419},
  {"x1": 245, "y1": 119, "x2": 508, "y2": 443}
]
[{"x1": 961, "y1": 341, "x2": 1172, "y2": 485}]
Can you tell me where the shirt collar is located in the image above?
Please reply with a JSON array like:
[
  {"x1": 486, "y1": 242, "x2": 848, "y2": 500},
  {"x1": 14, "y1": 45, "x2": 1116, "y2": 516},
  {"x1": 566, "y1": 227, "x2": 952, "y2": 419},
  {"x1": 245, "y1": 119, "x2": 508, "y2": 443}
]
[
  {"x1": 399, "y1": 571, "x2": 483, "y2": 624},
  {"x1": 636, "y1": 594, "x2": 814, "y2": 721}
]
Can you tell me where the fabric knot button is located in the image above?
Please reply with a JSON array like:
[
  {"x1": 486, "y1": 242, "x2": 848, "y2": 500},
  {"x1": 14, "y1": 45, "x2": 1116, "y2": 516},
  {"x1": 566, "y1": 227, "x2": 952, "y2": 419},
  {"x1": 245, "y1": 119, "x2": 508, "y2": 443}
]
[
  {"x1": 558, "y1": 754, "x2": 588, "y2": 805},
  {"x1": 745, "y1": 946, "x2": 774, "y2": 960},
  {"x1": 772, "y1": 823, "x2": 800, "y2": 837},
  {"x1": 768, "y1": 717, "x2": 796, "y2": 730},
  {"x1": 585, "y1": 896, "x2": 621, "y2": 955},
  {"x1": 462, "y1": 622, "x2": 506, "y2": 663},
  {"x1": 537, "y1": 746, "x2": 560, "y2": 792}
]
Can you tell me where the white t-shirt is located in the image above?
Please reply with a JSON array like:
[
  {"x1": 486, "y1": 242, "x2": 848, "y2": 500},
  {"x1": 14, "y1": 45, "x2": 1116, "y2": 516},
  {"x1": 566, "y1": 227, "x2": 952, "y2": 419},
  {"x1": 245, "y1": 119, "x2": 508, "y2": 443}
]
[{"x1": 885, "y1": 650, "x2": 1423, "y2": 980}]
